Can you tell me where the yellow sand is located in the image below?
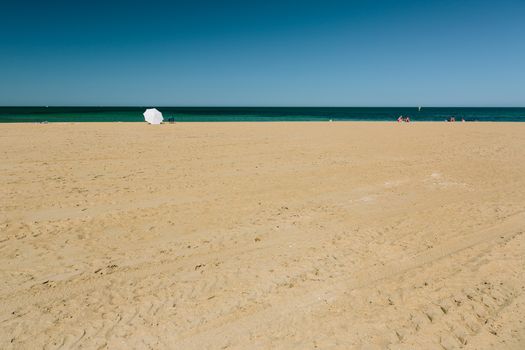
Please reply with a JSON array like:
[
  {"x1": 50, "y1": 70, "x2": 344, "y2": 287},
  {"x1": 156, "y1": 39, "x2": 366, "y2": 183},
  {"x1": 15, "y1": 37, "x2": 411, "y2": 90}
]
[{"x1": 1, "y1": 122, "x2": 524, "y2": 349}]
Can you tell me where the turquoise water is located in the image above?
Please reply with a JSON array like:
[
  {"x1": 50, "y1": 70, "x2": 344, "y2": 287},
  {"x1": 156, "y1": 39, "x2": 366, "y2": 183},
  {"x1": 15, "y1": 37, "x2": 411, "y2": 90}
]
[{"x1": 1, "y1": 107, "x2": 524, "y2": 123}]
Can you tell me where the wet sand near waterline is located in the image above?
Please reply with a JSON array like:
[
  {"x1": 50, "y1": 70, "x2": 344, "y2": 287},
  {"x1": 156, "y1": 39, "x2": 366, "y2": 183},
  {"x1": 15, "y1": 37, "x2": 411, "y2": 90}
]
[{"x1": 1, "y1": 122, "x2": 524, "y2": 349}]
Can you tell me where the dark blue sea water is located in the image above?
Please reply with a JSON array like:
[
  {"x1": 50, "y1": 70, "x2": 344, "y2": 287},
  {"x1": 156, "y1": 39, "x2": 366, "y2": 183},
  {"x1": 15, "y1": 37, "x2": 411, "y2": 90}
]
[{"x1": 1, "y1": 107, "x2": 524, "y2": 123}]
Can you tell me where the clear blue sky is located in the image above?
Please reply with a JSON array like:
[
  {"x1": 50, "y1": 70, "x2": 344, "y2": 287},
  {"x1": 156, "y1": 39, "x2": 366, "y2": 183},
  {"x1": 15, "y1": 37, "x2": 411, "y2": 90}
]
[{"x1": 1, "y1": 0, "x2": 524, "y2": 106}]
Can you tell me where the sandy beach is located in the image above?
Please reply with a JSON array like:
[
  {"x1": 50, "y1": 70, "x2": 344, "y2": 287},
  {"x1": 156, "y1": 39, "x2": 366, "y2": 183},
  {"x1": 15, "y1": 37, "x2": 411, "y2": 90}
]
[{"x1": 1, "y1": 122, "x2": 524, "y2": 349}]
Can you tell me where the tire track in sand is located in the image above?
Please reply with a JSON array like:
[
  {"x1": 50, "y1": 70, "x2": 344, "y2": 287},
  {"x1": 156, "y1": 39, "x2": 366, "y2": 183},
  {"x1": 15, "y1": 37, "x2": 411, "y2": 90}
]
[{"x1": 171, "y1": 212, "x2": 525, "y2": 348}]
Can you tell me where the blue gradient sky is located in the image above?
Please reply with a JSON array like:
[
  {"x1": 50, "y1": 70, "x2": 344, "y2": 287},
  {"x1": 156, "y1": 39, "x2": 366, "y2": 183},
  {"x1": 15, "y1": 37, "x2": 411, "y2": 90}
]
[{"x1": 1, "y1": 0, "x2": 524, "y2": 106}]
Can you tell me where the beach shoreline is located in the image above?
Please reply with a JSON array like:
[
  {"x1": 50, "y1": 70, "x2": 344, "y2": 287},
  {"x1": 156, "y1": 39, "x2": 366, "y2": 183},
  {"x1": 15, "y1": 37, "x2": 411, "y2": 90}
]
[{"x1": 2, "y1": 106, "x2": 525, "y2": 123}]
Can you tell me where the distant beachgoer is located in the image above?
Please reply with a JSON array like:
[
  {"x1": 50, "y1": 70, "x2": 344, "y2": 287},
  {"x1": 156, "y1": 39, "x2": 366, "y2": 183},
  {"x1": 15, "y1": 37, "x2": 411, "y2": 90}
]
[
  {"x1": 397, "y1": 116, "x2": 403, "y2": 123},
  {"x1": 461, "y1": 118, "x2": 465, "y2": 122},
  {"x1": 450, "y1": 116, "x2": 456, "y2": 122},
  {"x1": 405, "y1": 116, "x2": 410, "y2": 123}
]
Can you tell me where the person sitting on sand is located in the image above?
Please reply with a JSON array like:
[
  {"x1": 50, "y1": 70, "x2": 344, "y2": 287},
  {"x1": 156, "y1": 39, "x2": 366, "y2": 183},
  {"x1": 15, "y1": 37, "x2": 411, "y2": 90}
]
[
  {"x1": 450, "y1": 116, "x2": 456, "y2": 122},
  {"x1": 405, "y1": 116, "x2": 410, "y2": 123},
  {"x1": 397, "y1": 116, "x2": 403, "y2": 123}
]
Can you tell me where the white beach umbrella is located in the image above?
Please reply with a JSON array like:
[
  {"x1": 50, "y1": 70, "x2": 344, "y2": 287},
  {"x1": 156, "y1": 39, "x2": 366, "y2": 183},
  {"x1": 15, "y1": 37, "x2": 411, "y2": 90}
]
[{"x1": 143, "y1": 108, "x2": 164, "y2": 125}]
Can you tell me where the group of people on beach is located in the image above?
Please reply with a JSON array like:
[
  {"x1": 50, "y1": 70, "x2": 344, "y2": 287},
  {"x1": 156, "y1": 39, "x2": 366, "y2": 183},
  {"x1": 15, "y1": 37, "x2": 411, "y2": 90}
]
[
  {"x1": 446, "y1": 116, "x2": 466, "y2": 122},
  {"x1": 397, "y1": 115, "x2": 466, "y2": 123}
]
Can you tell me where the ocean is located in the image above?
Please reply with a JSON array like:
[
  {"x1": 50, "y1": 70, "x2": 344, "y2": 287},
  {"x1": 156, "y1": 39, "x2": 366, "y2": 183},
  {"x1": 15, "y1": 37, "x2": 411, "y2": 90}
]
[{"x1": 1, "y1": 107, "x2": 524, "y2": 123}]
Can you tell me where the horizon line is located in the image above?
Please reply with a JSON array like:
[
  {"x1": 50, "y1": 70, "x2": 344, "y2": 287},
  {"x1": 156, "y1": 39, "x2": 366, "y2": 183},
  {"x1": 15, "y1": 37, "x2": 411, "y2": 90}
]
[{"x1": 1, "y1": 106, "x2": 525, "y2": 109}]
